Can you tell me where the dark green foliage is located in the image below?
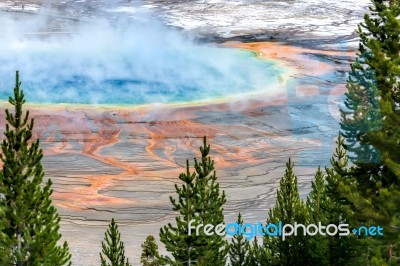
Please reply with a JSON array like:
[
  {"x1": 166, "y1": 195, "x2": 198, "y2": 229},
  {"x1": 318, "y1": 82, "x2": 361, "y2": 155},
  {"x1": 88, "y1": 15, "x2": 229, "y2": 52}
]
[
  {"x1": 302, "y1": 139, "x2": 360, "y2": 266},
  {"x1": 263, "y1": 159, "x2": 310, "y2": 266},
  {"x1": 159, "y1": 158, "x2": 199, "y2": 266},
  {"x1": 325, "y1": 137, "x2": 351, "y2": 226},
  {"x1": 324, "y1": 137, "x2": 358, "y2": 266},
  {"x1": 0, "y1": 71, "x2": 71, "y2": 265},
  {"x1": 305, "y1": 167, "x2": 329, "y2": 266},
  {"x1": 100, "y1": 218, "x2": 131, "y2": 266},
  {"x1": 340, "y1": 0, "x2": 400, "y2": 263},
  {"x1": 340, "y1": 54, "x2": 382, "y2": 164},
  {"x1": 159, "y1": 136, "x2": 228, "y2": 265},
  {"x1": 141, "y1": 235, "x2": 160, "y2": 266},
  {"x1": 246, "y1": 237, "x2": 266, "y2": 266},
  {"x1": 306, "y1": 168, "x2": 327, "y2": 225},
  {"x1": 229, "y1": 213, "x2": 251, "y2": 266},
  {"x1": 341, "y1": 0, "x2": 400, "y2": 168},
  {"x1": 0, "y1": 206, "x2": 12, "y2": 265}
]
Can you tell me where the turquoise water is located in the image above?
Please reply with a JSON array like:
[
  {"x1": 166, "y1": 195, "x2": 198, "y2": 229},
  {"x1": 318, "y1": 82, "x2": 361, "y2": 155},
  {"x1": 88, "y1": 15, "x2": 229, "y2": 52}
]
[{"x1": 0, "y1": 20, "x2": 284, "y2": 106}]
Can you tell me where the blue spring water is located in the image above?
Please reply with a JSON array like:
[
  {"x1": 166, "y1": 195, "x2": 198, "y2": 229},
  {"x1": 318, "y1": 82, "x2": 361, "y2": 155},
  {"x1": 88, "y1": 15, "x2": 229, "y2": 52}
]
[
  {"x1": 0, "y1": 49, "x2": 284, "y2": 105},
  {"x1": 0, "y1": 19, "x2": 285, "y2": 106}
]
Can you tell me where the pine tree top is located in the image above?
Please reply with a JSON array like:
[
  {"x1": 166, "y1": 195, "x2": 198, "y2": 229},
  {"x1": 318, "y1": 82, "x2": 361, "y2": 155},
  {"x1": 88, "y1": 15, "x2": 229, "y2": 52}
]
[
  {"x1": 141, "y1": 235, "x2": 160, "y2": 266},
  {"x1": 229, "y1": 212, "x2": 251, "y2": 266},
  {"x1": 0, "y1": 71, "x2": 71, "y2": 265},
  {"x1": 100, "y1": 218, "x2": 131, "y2": 266},
  {"x1": 159, "y1": 136, "x2": 228, "y2": 265}
]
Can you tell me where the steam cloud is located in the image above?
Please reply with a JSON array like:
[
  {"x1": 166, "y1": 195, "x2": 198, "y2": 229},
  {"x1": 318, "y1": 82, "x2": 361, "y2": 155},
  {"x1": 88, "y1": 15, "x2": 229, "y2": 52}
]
[{"x1": 0, "y1": 5, "x2": 284, "y2": 105}]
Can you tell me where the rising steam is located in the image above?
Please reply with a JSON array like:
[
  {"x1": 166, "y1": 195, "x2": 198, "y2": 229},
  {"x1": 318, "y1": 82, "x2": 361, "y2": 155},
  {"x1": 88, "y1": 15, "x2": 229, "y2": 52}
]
[{"x1": 0, "y1": 6, "x2": 284, "y2": 105}]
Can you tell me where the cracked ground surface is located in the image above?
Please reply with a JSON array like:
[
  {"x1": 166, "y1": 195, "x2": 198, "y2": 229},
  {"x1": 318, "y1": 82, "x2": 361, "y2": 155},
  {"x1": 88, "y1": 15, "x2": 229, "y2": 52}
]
[{"x1": 0, "y1": 0, "x2": 367, "y2": 264}]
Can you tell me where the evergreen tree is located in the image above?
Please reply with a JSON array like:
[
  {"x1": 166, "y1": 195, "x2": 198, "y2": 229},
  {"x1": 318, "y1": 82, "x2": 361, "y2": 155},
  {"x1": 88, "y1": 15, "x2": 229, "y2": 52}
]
[
  {"x1": 141, "y1": 235, "x2": 160, "y2": 266},
  {"x1": 306, "y1": 168, "x2": 327, "y2": 223},
  {"x1": 0, "y1": 206, "x2": 12, "y2": 265},
  {"x1": 159, "y1": 158, "x2": 198, "y2": 265},
  {"x1": 229, "y1": 213, "x2": 250, "y2": 266},
  {"x1": 0, "y1": 71, "x2": 71, "y2": 265},
  {"x1": 263, "y1": 159, "x2": 310, "y2": 266},
  {"x1": 340, "y1": 42, "x2": 381, "y2": 165},
  {"x1": 340, "y1": 0, "x2": 400, "y2": 263},
  {"x1": 100, "y1": 218, "x2": 131, "y2": 266},
  {"x1": 305, "y1": 167, "x2": 329, "y2": 266},
  {"x1": 324, "y1": 137, "x2": 358, "y2": 265},
  {"x1": 159, "y1": 137, "x2": 228, "y2": 265},
  {"x1": 246, "y1": 237, "x2": 266, "y2": 266}
]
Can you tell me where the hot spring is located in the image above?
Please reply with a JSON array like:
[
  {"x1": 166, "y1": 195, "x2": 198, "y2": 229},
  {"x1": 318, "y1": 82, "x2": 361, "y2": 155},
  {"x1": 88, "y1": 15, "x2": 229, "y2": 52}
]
[{"x1": 0, "y1": 15, "x2": 286, "y2": 106}]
